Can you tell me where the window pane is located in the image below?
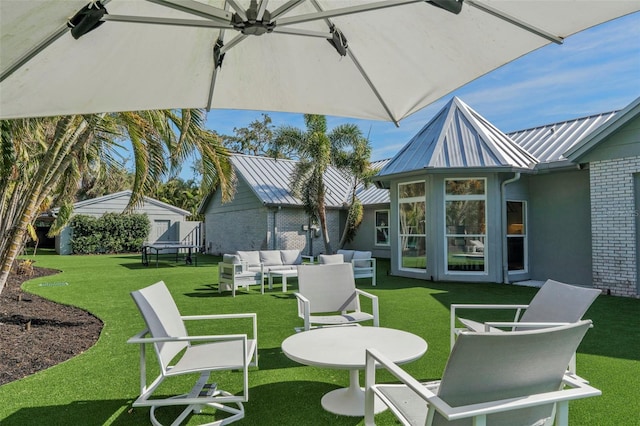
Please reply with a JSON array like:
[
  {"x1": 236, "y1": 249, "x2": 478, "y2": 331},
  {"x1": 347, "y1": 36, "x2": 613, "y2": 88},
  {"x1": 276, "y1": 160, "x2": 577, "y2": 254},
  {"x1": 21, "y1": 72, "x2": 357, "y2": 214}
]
[
  {"x1": 508, "y1": 237, "x2": 525, "y2": 270},
  {"x1": 445, "y1": 179, "x2": 485, "y2": 196},
  {"x1": 400, "y1": 202, "x2": 426, "y2": 234},
  {"x1": 376, "y1": 228, "x2": 389, "y2": 245},
  {"x1": 401, "y1": 236, "x2": 426, "y2": 269},
  {"x1": 447, "y1": 237, "x2": 485, "y2": 271},
  {"x1": 446, "y1": 200, "x2": 485, "y2": 234},
  {"x1": 376, "y1": 211, "x2": 388, "y2": 227},
  {"x1": 507, "y1": 201, "x2": 525, "y2": 234},
  {"x1": 399, "y1": 182, "x2": 425, "y2": 198}
]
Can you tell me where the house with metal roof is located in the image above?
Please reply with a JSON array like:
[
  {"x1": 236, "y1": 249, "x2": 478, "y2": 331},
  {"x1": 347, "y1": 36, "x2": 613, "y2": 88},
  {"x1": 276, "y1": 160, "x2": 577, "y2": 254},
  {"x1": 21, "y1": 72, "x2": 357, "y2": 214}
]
[
  {"x1": 200, "y1": 154, "x2": 391, "y2": 258},
  {"x1": 375, "y1": 96, "x2": 640, "y2": 298}
]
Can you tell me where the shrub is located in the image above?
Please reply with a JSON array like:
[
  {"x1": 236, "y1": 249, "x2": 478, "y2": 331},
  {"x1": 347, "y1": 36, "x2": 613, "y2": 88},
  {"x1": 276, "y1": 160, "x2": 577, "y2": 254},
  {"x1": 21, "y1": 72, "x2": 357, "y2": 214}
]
[{"x1": 70, "y1": 213, "x2": 150, "y2": 254}]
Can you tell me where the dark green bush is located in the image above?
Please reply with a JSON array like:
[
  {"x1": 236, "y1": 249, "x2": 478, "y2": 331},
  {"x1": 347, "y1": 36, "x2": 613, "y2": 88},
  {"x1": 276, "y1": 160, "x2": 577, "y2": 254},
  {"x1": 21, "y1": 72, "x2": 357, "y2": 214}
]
[{"x1": 70, "y1": 213, "x2": 150, "y2": 254}]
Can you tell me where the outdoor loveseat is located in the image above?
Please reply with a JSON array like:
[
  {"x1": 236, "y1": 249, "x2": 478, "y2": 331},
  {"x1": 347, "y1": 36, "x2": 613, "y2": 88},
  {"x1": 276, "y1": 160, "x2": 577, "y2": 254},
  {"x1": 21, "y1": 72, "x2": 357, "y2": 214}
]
[
  {"x1": 218, "y1": 250, "x2": 308, "y2": 296},
  {"x1": 319, "y1": 249, "x2": 377, "y2": 286}
]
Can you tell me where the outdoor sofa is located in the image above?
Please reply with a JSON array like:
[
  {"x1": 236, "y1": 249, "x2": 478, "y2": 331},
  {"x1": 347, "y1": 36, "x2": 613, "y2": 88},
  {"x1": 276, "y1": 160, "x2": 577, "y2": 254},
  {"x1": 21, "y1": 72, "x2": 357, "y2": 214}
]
[{"x1": 218, "y1": 250, "x2": 309, "y2": 296}]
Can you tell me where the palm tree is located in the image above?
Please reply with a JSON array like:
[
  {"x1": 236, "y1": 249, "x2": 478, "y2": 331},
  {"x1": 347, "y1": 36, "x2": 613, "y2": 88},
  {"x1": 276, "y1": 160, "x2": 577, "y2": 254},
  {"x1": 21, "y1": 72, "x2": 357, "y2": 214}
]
[
  {"x1": 0, "y1": 110, "x2": 232, "y2": 292},
  {"x1": 332, "y1": 132, "x2": 375, "y2": 248},
  {"x1": 273, "y1": 115, "x2": 369, "y2": 255}
]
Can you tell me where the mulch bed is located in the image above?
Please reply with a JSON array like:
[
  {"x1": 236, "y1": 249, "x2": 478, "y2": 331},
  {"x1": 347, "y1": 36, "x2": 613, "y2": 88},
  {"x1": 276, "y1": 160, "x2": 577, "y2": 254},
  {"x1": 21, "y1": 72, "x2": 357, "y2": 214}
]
[{"x1": 0, "y1": 266, "x2": 103, "y2": 385}]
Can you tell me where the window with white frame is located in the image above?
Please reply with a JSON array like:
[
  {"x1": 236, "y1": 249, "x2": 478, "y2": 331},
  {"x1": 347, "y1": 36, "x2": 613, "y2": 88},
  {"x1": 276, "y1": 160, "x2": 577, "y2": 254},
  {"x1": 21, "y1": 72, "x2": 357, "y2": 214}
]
[
  {"x1": 445, "y1": 178, "x2": 486, "y2": 273},
  {"x1": 507, "y1": 200, "x2": 527, "y2": 272},
  {"x1": 398, "y1": 181, "x2": 426, "y2": 270},
  {"x1": 375, "y1": 210, "x2": 390, "y2": 246}
]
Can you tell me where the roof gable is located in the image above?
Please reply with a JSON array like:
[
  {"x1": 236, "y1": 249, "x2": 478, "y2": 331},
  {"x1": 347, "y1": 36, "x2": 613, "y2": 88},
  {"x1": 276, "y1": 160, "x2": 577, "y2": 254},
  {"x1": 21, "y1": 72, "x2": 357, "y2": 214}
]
[
  {"x1": 378, "y1": 97, "x2": 536, "y2": 177},
  {"x1": 565, "y1": 96, "x2": 640, "y2": 162},
  {"x1": 55, "y1": 190, "x2": 190, "y2": 216}
]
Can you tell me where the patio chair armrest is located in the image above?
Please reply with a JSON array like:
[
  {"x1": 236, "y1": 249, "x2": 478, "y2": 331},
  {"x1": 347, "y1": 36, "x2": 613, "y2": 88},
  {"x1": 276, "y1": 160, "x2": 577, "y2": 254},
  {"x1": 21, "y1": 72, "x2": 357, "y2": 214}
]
[
  {"x1": 181, "y1": 313, "x2": 256, "y2": 321},
  {"x1": 450, "y1": 304, "x2": 530, "y2": 349},
  {"x1": 356, "y1": 289, "x2": 379, "y2": 326},
  {"x1": 365, "y1": 348, "x2": 437, "y2": 426},
  {"x1": 483, "y1": 321, "x2": 570, "y2": 330},
  {"x1": 435, "y1": 375, "x2": 601, "y2": 422},
  {"x1": 351, "y1": 257, "x2": 376, "y2": 266},
  {"x1": 127, "y1": 333, "x2": 248, "y2": 345},
  {"x1": 451, "y1": 303, "x2": 530, "y2": 311},
  {"x1": 182, "y1": 313, "x2": 258, "y2": 339},
  {"x1": 294, "y1": 292, "x2": 311, "y2": 330},
  {"x1": 365, "y1": 349, "x2": 601, "y2": 426}
]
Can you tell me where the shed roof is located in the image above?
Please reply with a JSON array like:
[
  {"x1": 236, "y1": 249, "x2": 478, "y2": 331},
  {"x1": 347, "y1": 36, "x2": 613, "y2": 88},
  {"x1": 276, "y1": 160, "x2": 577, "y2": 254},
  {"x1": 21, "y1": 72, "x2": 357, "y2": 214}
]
[
  {"x1": 53, "y1": 190, "x2": 191, "y2": 216},
  {"x1": 377, "y1": 97, "x2": 537, "y2": 179},
  {"x1": 231, "y1": 154, "x2": 389, "y2": 208}
]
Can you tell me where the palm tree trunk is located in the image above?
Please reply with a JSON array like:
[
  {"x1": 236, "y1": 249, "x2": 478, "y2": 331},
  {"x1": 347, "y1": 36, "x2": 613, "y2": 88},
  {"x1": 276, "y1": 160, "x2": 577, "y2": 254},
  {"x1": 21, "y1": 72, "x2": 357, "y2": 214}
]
[
  {"x1": 317, "y1": 193, "x2": 333, "y2": 255},
  {"x1": 0, "y1": 118, "x2": 89, "y2": 291}
]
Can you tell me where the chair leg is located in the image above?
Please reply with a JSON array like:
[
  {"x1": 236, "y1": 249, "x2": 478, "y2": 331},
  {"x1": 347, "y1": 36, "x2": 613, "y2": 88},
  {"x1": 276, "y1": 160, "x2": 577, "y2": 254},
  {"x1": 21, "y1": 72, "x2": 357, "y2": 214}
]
[{"x1": 146, "y1": 372, "x2": 246, "y2": 426}]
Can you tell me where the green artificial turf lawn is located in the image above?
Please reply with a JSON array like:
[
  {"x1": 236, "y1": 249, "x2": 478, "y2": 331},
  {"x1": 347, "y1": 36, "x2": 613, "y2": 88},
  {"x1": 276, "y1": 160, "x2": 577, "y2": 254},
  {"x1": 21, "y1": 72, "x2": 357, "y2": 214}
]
[{"x1": 0, "y1": 250, "x2": 638, "y2": 425}]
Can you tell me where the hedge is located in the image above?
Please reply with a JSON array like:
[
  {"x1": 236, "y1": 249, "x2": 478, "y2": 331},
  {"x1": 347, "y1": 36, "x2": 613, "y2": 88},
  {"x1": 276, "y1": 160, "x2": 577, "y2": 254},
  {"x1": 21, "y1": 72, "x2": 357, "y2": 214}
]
[{"x1": 70, "y1": 213, "x2": 150, "y2": 254}]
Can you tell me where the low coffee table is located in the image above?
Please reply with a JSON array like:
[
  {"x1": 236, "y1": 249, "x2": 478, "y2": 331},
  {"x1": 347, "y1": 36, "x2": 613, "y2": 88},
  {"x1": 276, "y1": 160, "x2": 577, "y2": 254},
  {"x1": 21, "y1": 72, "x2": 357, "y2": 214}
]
[
  {"x1": 281, "y1": 326, "x2": 427, "y2": 416},
  {"x1": 268, "y1": 269, "x2": 298, "y2": 292}
]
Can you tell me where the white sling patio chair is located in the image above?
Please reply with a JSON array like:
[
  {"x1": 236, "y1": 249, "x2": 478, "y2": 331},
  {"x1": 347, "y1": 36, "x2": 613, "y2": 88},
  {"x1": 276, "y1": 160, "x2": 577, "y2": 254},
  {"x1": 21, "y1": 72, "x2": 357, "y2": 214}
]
[
  {"x1": 295, "y1": 263, "x2": 379, "y2": 332},
  {"x1": 450, "y1": 279, "x2": 600, "y2": 371},
  {"x1": 128, "y1": 281, "x2": 258, "y2": 426},
  {"x1": 365, "y1": 320, "x2": 600, "y2": 426}
]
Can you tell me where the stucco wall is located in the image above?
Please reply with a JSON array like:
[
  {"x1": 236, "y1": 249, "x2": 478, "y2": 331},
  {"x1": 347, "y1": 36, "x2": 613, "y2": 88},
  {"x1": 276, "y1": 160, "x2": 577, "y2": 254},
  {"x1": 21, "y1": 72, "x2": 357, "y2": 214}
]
[
  {"x1": 528, "y1": 169, "x2": 592, "y2": 286},
  {"x1": 589, "y1": 156, "x2": 640, "y2": 297}
]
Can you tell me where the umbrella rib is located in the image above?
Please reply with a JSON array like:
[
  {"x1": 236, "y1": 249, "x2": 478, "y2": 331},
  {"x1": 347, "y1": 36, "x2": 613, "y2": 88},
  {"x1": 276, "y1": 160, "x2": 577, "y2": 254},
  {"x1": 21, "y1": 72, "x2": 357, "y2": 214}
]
[
  {"x1": 271, "y1": 0, "x2": 307, "y2": 19},
  {"x1": 227, "y1": 0, "x2": 248, "y2": 21},
  {"x1": 146, "y1": 0, "x2": 232, "y2": 24},
  {"x1": 103, "y1": 14, "x2": 233, "y2": 29},
  {"x1": 277, "y1": 0, "x2": 423, "y2": 26},
  {"x1": 207, "y1": 32, "x2": 249, "y2": 110},
  {"x1": 256, "y1": 0, "x2": 269, "y2": 21},
  {"x1": 272, "y1": 28, "x2": 331, "y2": 39},
  {"x1": 347, "y1": 49, "x2": 399, "y2": 126},
  {"x1": 466, "y1": 0, "x2": 563, "y2": 44}
]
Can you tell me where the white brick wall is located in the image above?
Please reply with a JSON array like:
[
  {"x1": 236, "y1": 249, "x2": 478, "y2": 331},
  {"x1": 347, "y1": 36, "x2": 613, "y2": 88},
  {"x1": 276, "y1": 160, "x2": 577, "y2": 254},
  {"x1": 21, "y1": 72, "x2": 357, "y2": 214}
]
[
  {"x1": 590, "y1": 156, "x2": 640, "y2": 298},
  {"x1": 207, "y1": 206, "x2": 343, "y2": 256}
]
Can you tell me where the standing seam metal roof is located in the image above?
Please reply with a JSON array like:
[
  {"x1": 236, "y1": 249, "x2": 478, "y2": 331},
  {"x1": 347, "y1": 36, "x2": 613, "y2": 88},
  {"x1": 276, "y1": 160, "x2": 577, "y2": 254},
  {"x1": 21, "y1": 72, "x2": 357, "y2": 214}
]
[
  {"x1": 378, "y1": 97, "x2": 537, "y2": 177},
  {"x1": 508, "y1": 111, "x2": 618, "y2": 163},
  {"x1": 231, "y1": 154, "x2": 389, "y2": 207}
]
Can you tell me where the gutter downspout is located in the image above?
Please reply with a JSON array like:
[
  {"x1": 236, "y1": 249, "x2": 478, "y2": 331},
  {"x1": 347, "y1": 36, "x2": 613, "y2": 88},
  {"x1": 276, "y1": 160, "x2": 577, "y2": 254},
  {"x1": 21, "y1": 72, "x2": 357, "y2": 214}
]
[{"x1": 501, "y1": 172, "x2": 521, "y2": 284}]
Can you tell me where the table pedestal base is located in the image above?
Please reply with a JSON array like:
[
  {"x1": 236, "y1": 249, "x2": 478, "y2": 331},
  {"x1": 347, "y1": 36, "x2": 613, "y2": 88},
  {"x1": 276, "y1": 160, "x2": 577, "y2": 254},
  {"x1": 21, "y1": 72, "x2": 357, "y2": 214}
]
[{"x1": 320, "y1": 370, "x2": 386, "y2": 417}]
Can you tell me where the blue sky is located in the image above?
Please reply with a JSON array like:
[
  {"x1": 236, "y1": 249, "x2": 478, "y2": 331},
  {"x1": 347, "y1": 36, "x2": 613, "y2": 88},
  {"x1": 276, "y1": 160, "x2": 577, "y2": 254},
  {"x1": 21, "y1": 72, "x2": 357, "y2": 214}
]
[{"x1": 190, "y1": 12, "x2": 639, "y2": 175}]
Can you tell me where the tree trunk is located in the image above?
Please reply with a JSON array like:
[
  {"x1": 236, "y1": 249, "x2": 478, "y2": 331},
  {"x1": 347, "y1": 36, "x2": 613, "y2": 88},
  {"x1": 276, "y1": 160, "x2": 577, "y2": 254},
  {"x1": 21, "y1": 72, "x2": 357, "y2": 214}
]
[
  {"x1": 317, "y1": 193, "x2": 332, "y2": 255},
  {"x1": 0, "y1": 117, "x2": 88, "y2": 292}
]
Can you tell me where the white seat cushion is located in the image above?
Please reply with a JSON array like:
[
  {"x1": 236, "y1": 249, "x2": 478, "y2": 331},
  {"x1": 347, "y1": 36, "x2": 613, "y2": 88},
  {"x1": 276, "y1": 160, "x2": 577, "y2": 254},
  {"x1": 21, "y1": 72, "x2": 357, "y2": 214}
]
[
  {"x1": 319, "y1": 254, "x2": 344, "y2": 264},
  {"x1": 237, "y1": 251, "x2": 260, "y2": 267},
  {"x1": 280, "y1": 249, "x2": 302, "y2": 265},
  {"x1": 353, "y1": 251, "x2": 372, "y2": 268},
  {"x1": 337, "y1": 249, "x2": 354, "y2": 263},
  {"x1": 260, "y1": 250, "x2": 283, "y2": 266}
]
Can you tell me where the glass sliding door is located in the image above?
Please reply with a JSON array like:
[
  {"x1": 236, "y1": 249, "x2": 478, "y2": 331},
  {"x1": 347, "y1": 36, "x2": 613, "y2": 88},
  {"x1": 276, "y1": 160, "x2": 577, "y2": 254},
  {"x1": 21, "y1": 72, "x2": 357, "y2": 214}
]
[
  {"x1": 398, "y1": 181, "x2": 426, "y2": 270},
  {"x1": 507, "y1": 200, "x2": 527, "y2": 272},
  {"x1": 445, "y1": 179, "x2": 486, "y2": 272}
]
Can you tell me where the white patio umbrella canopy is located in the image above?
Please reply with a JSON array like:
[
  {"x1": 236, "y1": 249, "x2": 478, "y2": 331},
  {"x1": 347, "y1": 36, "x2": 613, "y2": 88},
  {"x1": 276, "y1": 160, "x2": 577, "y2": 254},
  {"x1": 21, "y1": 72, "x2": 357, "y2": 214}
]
[{"x1": 1, "y1": 1, "x2": 638, "y2": 123}]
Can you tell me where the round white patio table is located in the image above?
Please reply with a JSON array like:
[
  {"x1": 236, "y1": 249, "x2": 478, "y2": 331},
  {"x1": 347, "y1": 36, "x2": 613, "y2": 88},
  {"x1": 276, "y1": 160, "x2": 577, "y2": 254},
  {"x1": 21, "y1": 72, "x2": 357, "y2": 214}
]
[{"x1": 281, "y1": 326, "x2": 427, "y2": 417}]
